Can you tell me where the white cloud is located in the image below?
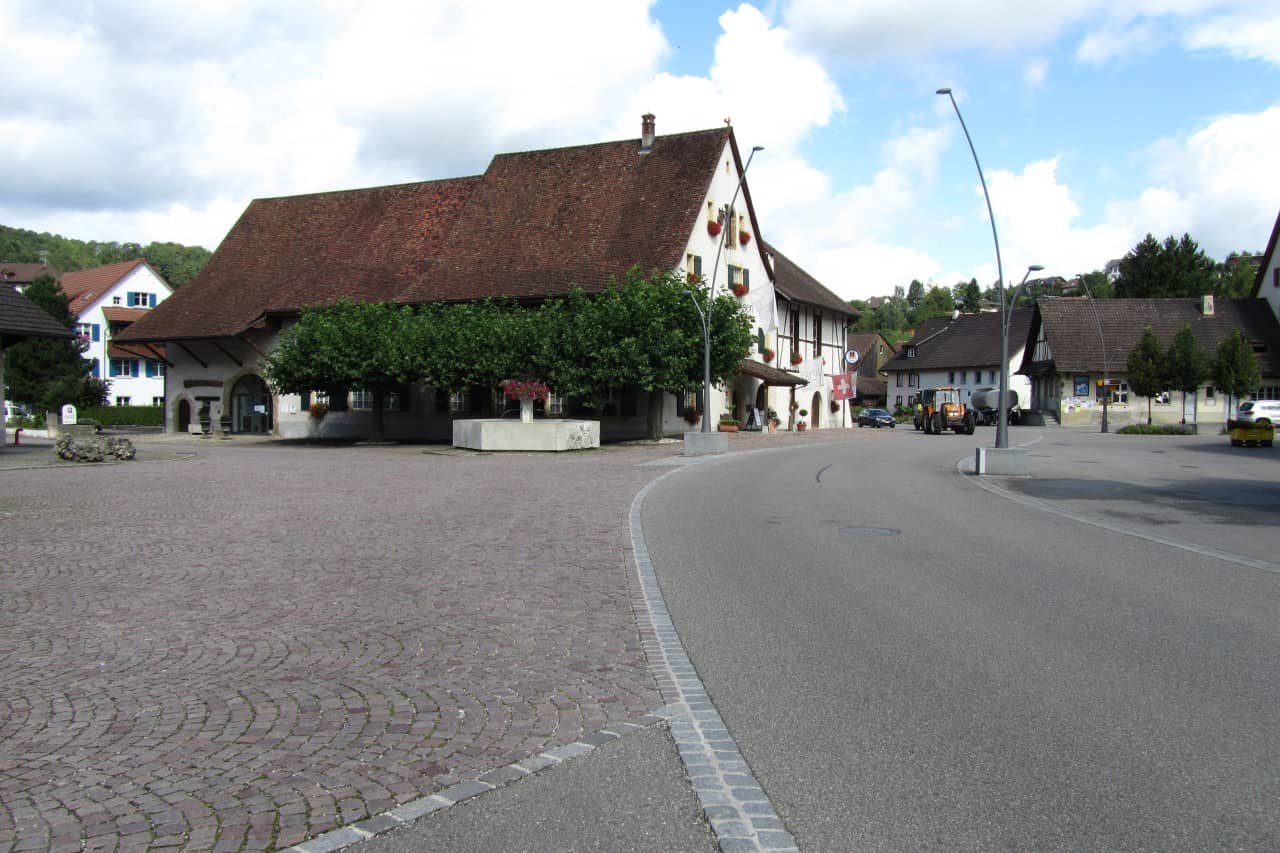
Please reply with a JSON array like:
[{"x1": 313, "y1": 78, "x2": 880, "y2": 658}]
[
  {"x1": 1022, "y1": 59, "x2": 1050, "y2": 88},
  {"x1": 1184, "y1": 11, "x2": 1280, "y2": 66},
  {"x1": 1074, "y1": 22, "x2": 1160, "y2": 64},
  {"x1": 1108, "y1": 104, "x2": 1280, "y2": 254}
]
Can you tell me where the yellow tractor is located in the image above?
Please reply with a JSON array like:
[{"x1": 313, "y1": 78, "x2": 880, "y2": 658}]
[{"x1": 914, "y1": 386, "x2": 976, "y2": 435}]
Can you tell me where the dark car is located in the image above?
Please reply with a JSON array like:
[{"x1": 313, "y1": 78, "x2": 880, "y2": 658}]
[{"x1": 857, "y1": 407, "x2": 896, "y2": 428}]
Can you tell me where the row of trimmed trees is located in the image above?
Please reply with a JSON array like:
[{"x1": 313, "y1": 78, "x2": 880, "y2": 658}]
[
  {"x1": 261, "y1": 269, "x2": 755, "y2": 440},
  {"x1": 1127, "y1": 325, "x2": 1260, "y2": 424}
]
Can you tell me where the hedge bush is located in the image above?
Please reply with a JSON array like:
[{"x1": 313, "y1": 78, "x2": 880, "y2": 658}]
[
  {"x1": 79, "y1": 405, "x2": 165, "y2": 427},
  {"x1": 1117, "y1": 423, "x2": 1192, "y2": 435}
]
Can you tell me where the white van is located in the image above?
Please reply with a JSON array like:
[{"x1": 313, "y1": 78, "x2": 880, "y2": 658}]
[
  {"x1": 3, "y1": 401, "x2": 28, "y2": 421},
  {"x1": 1236, "y1": 400, "x2": 1280, "y2": 424}
]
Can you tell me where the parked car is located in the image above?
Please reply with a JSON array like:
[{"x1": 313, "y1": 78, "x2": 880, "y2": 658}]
[
  {"x1": 4, "y1": 401, "x2": 28, "y2": 421},
  {"x1": 1236, "y1": 400, "x2": 1280, "y2": 424},
  {"x1": 857, "y1": 407, "x2": 896, "y2": 428}
]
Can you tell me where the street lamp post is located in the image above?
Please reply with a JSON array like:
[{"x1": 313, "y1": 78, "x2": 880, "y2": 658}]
[
  {"x1": 696, "y1": 144, "x2": 763, "y2": 433},
  {"x1": 937, "y1": 87, "x2": 1017, "y2": 449},
  {"x1": 1076, "y1": 274, "x2": 1109, "y2": 432}
]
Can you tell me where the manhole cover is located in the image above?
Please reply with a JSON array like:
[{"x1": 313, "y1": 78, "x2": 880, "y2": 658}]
[{"x1": 839, "y1": 526, "x2": 900, "y2": 537}]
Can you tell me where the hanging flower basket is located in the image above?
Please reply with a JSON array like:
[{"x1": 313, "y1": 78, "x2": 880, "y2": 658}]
[
  {"x1": 707, "y1": 220, "x2": 722, "y2": 237},
  {"x1": 739, "y1": 231, "x2": 751, "y2": 245},
  {"x1": 687, "y1": 271, "x2": 700, "y2": 284},
  {"x1": 790, "y1": 351, "x2": 804, "y2": 366},
  {"x1": 732, "y1": 283, "x2": 749, "y2": 297},
  {"x1": 762, "y1": 349, "x2": 775, "y2": 363}
]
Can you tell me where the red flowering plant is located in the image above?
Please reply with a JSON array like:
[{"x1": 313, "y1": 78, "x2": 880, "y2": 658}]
[
  {"x1": 790, "y1": 351, "x2": 804, "y2": 366},
  {"x1": 732, "y1": 283, "x2": 749, "y2": 297},
  {"x1": 762, "y1": 348, "x2": 775, "y2": 363},
  {"x1": 739, "y1": 230, "x2": 751, "y2": 245},
  {"x1": 707, "y1": 220, "x2": 722, "y2": 237},
  {"x1": 502, "y1": 380, "x2": 551, "y2": 402}
]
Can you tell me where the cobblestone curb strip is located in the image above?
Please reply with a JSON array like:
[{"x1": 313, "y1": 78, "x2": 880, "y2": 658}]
[
  {"x1": 284, "y1": 716, "x2": 666, "y2": 853},
  {"x1": 629, "y1": 468, "x2": 799, "y2": 853}
]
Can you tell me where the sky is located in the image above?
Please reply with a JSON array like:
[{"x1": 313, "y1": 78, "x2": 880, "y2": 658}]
[{"x1": 3, "y1": 0, "x2": 1278, "y2": 302}]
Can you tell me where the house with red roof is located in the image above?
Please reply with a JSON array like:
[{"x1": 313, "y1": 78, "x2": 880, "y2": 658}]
[
  {"x1": 57, "y1": 259, "x2": 174, "y2": 407},
  {"x1": 118, "y1": 116, "x2": 855, "y2": 440}
]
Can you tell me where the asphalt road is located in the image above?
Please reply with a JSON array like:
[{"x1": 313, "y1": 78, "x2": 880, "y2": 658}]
[{"x1": 642, "y1": 428, "x2": 1280, "y2": 850}]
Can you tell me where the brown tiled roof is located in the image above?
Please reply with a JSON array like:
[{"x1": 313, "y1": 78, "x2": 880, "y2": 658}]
[
  {"x1": 764, "y1": 242, "x2": 856, "y2": 317},
  {"x1": 883, "y1": 309, "x2": 1032, "y2": 372},
  {"x1": 108, "y1": 341, "x2": 166, "y2": 360},
  {"x1": 0, "y1": 262, "x2": 62, "y2": 286},
  {"x1": 61, "y1": 259, "x2": 151, "y2": 317},
  {"x1": 1026, "y1": 297, "x2": 1280, "y2": 375},
  {"x1": 1, "y1": 284, "x2": 74, "y2": 346},
  {"x1": 103, "y1": 307, "x2": 150, "y2": 324},
  {"x1": 119, "y1": 178, "x2": 480, "y2": 342},
  {"x1": 397, "y1": 128, "x2": 732, "y2": 303}
]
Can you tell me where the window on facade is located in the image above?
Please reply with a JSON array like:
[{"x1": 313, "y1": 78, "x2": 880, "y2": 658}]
[
  {"x1": 116, "y1": 397, "x2": 131, "y2": 406},
  {"x1": 127, "y1": 291, "x2": 156, "y2": 308},
  {"x1": 896, "y1": 373, "x2": 903, "y2": 387},
  {"x1": 351, "y1": 389, "x2": 373, "y2": 411},
  {"x1": 905, "y1": 346, "x2": 916, "y2": 358},
  {"x1": 960, "y1": 370, "x2": 967, "y2": 384},
  {"x1": 948, "y1": 370, "x2": 955, "y2": 383},
  {"x1": 112, "y1": 296, "x2": 121, "y2": 305},
  {"x1": 910, "y1": 373, "x2": 918, "y2": 388},
  {"x1": 145, "y1": 361, "x2": 165, "y2": 378},
  {"x1": 814, "y1": 313, "x2": 822, "y2": 356},
  {"x1": 548, "y1": 390, "x2": 566, "y2": 416},
  {"x1": 895, "y1": 395, "x2": 903, "y2": 408},
  {"x1": 109, "y1": 358, "x2": 136, "y2": 377},
  {"x1": 450, "y1": 390, "x2": 469, "y2": 413},
  {"x1": 989, "y1": 370, "x2": 996, "y2": 384},
  {"x1": 152, "y1": 397, "x2": 164, "y2": 407},
  {"x1": 790, "y1": 307, "x2": 800, "y2": 354},
  {"x1": 727, "y1": 266, "x2": 740, "y2": 288},
  {"x1": 383, "y1": 391, "x2": 402, "y2": 411},
  {"x1": 75, "y1": 322, "x2": 99, "y2": 342},
  {"x1": 685, "y1": 253, "x2": 702, "y2": 281}
]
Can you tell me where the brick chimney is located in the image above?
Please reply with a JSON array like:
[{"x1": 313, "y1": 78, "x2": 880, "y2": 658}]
[{"x1": 640, "y1": 113, "x2": 655, "y2": 154}]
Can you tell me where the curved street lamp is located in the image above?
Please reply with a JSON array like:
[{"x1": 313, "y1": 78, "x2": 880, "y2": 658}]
[
  {"x1": 1076, "y1": 274, "x2": 1110, "y2": 432},
  {"x1": 937, "y1": 87, "x2": 1020, "y2": 449},
  {"x1": 692, "y1": 144, "x2": 764, "y2": 433}
]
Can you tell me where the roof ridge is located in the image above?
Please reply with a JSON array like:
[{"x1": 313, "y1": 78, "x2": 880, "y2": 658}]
[
  {"x1": 250, "y1": 175, "x2": 483, "y2": 205},
  {"x1": 492, "y1": 126, "x2": 730, "y2": 160}
]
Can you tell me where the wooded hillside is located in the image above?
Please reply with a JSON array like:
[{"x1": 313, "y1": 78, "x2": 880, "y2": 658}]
[{"x1": 0, "y1": 225, "x2": 211, "y2": 287}]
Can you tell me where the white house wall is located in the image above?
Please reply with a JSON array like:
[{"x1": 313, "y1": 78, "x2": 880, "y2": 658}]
[{"x1": 77, "y1": 265, "x2": 173, "y2": 406}]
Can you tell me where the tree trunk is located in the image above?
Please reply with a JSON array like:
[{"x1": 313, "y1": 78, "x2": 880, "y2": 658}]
[
  {"x1": 646, "y1": 390, "x2": 664, "y2": 440},
  {"x1": 1147, "y1": 398, "x2": 1152, "y2": 426}
]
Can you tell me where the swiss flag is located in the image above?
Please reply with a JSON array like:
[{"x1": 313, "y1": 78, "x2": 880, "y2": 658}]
[{"x1": 831, "y1": 373, "x2": 855, "y2": 401}]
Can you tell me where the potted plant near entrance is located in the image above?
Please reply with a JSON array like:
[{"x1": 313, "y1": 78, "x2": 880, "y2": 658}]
[
  {"x1": 767, "y1": 408, "x2": 780, "y2": 434},
  {"x1": 718, "y1": 412, "x2": 739, "y2": 433},
  {"x1": 797, "y1": 408, "x2": 808, "y2": 431}
]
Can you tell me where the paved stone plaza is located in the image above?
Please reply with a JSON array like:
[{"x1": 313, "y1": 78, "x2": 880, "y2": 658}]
[{"x1": 0, "y1": 431, "x2": 848, "y2": 852}]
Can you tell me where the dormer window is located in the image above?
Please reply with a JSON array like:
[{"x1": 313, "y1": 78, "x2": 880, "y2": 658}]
[{"x1": 906, "y1": 346, "x2": 916, "y2": 358}]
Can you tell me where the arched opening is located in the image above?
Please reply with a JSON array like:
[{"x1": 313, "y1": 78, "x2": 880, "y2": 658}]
[
  {"x1": 230, "y1": 374, "x2": 273, "y2": 434},
  {"x1": 810, "y1": 391, "x2": 822, "y2": 429},
  {"x1": 177, "y1": 399, "x2": 191, "y2": 433}
]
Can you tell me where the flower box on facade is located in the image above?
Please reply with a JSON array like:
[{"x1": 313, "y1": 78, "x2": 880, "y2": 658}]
[
  {"x1": 739, "y1": 231, "x2": 751, "y2": 245},
  {"x1": 790, "y1": 352, "x2": 804, "y2": 366},
  {"x1": 732, "y1": 284, "x2": 749, "y2": 297},
  {"x1": 707, "y1": 220, "x2": 722, "y2": 237},
  {"x1": 762, "y1": 349, "x2": 775, "y2": 363}
]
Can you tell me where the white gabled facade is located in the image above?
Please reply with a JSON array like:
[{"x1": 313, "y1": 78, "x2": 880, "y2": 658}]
[{"x1": 63, "y1": 261, "x2": 174, "y2": 407}]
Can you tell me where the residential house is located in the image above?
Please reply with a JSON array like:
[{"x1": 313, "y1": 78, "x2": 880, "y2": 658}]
[
  {"x1": 0, "y1": 261, "x2": 64, "y2": 290},
  {"x1": 1, "y1": 284, "x2": 75, "y2": 444},
  {"x1": 118, "y1": 116, "x2": 850, "y2": 440},
  {"x1": 882, "y1": 309, "x2": 1033, "y2": 415},
  {"x1": 57, "y1": 260, "x2": 174, "y2": 407},
  {"x1": 1020, "y1": 296, "x2": 1280, "y2": 427},
  {"x1": 844, "y1": 332, "x2": 897, "y2": 406},
  {"x1": 1253, "y1": 206, "x2": 1280, "y2": 323}
]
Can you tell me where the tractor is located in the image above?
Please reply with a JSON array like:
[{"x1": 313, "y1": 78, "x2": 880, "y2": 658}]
[{"x1": 913, "y1": 386, "x2": 976, "y2": 435}]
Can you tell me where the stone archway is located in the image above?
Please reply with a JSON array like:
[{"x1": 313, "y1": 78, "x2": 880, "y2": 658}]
[
  {"x1": 177, "y1": 399, "x2": 191, "y2": 433},
  {"x1": 230, "y1": 374, "x2": 273, "y2": 434}
]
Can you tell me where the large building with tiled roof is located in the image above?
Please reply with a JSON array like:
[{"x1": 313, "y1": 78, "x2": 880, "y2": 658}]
[
  {"x1": 1020, "y1": 296, "x2": 1280, "y2": 428},
  {"x1": 119, "y1": 116, "x2": 855, "y2": 440},
  {"x1": 56, "y1": 259, "x2": 174, "y2": 407},
  {"x1": 882, "y1": 309, "x2": 1033, "y2": 416}
]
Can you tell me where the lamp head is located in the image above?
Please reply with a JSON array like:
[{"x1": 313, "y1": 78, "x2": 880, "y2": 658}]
[
  {"x1": 752, "y1": 145, "x2": 764, "y2": 152},
  {"x1": 936, "y1": 87, "x2": 952, "y2": 95},
  {"x1": 1029, "y1": 264, "x2": 1045, "y2": 272}
]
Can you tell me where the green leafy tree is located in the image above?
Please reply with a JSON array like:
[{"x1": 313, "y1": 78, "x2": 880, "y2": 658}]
[
  {"x1": 1215, "y1": 252, "x2": 1260, "y2": 299},
  {"x1": 1116, "y1": 233, "x2": 1216, "y2": 299},
  {"x1": 556, "y1": 268, "x2": 751, "y2": 438},
  {"x1": 2, "y1": 275, "x2": 108, "y2": 413},
  {"x1": 910, "y1": 285, "x2": 956, "y2": 327},
  {"x1": 1079, "y1": 270, "x2": 1114, "y2": 300},
  {"x1": 1164, "y1": 323, "x2": 1209, "y2": 424},
  {"x1": 262, "y1": 300, "x2": 424, "y2": 441},
  {"x1": 906, "y1": 279, "x2": 924, "y2": 308},
  {"x1": 953, "y1": 278, "x2": 982, "y2": 312},
  {"x1": 1212, "y1": 328, "x2": 1261, "y2": 418},
  {"x1": 0, "y1": 225, "x2": 210, "y2": 286},
  {"x1": 1125, "y1": 326, "x2": 1166, "y2": 425}
]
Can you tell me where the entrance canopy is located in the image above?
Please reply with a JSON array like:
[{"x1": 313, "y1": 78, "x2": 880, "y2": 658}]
[{"x1": 739, "y1": 359, "x2": 808, "y2": 386}]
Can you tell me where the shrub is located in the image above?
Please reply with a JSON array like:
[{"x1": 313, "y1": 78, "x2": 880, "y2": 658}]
[
  {"x1": 78, "y1": 405, "x2": 164, "y2": 427},
  {"x1": 1117, "y1": 424, "x2": 1192, "y2": 435}
]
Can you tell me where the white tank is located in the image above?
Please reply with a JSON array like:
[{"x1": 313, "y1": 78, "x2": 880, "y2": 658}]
[{"x1": 971, "y1": 387, "x2": 1018, "y2": 411}]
